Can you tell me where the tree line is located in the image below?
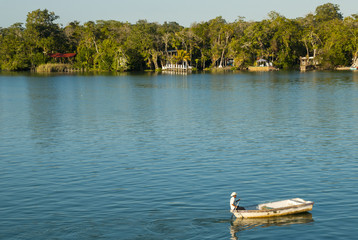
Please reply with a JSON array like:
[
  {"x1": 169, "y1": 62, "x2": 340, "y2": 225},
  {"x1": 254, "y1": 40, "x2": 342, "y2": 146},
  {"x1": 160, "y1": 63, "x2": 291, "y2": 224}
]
[{"x1": 0, "y1": 3, "x2": 357, "y2": 72}]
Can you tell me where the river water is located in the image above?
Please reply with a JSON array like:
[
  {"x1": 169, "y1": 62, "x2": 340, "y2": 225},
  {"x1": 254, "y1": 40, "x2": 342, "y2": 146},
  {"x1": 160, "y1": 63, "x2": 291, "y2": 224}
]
[{"x1": 1, "y1": 71, "x2": 358, "y2": 239}]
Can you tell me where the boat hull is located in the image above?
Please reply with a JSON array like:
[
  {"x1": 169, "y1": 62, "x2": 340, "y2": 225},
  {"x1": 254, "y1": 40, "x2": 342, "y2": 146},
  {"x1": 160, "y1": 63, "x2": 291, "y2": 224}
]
[{"x1": 233, "y1": 198, "x2": 314, "y2": 219}]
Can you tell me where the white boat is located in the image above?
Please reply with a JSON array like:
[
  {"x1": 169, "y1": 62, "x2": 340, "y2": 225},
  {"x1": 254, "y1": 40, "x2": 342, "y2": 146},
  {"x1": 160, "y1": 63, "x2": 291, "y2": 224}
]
[{"x1": 232, "y1": 198, "x2": 314, "y2": 219}]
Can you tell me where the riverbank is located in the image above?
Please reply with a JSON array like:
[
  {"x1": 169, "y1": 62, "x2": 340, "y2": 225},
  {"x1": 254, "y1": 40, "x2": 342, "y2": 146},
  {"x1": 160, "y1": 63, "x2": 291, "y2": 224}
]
[{"x1": 36, "y1": 63, "x2": 80, "y2": 73}]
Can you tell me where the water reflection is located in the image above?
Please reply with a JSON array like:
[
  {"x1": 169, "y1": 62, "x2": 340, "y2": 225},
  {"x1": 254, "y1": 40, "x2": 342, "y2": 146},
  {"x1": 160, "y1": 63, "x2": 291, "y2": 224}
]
[
  {"x1": 229, "y1": 213, "x2": 314, "y2": 240},
  {"x1": 26, "y1": 77, "x2": 62, "y2": 149}
]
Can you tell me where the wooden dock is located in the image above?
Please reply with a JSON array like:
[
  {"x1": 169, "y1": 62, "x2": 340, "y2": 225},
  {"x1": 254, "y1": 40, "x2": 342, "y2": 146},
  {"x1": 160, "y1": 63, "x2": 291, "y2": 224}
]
[{"x1": 162, "y1": 64, "x2": 192, "y2": 72}]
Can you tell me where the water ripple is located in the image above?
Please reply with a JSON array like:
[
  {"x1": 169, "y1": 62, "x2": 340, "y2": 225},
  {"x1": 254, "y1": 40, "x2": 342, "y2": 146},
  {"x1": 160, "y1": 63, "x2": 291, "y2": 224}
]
[{"x1": 1, "y1": 72, "x2": 358, "y2": 239}]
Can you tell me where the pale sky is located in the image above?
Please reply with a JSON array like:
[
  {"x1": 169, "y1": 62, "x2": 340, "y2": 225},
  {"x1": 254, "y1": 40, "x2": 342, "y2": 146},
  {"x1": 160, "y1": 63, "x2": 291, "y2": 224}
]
[{"x1": 0, "y1": 0, "x2": 357, "y2": 28}]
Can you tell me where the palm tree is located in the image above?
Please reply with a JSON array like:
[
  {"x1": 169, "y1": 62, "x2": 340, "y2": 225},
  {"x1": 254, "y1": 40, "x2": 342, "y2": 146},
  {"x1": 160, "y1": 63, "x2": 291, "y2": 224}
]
[{"x1": 175, "y1": 49, "x2": 191, "y2": 67}]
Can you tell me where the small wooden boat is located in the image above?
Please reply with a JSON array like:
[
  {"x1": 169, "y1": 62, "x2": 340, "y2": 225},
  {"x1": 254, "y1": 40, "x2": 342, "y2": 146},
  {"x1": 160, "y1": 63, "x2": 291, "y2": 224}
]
[{"x1": 232, "y1": 198, "x2": 314, "y2": 219}]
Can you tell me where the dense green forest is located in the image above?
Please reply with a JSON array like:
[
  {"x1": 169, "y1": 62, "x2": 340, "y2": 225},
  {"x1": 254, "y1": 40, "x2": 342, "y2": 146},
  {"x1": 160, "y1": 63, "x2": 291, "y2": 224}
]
[{"x1": 0, "y1": 3, "x2": 357, "y2": 72}]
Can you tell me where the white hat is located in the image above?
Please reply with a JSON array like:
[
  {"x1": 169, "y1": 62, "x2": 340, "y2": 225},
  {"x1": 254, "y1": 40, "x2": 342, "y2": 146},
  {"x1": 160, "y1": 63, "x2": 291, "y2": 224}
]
[{"x1": 231, "y1": 192, "x2": 237, "y2": 197}]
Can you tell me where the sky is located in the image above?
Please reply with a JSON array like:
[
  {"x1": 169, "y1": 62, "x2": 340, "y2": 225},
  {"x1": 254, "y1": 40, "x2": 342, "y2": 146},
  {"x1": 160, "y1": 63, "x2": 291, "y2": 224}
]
[{"x1": 0, "y1": 0, "x2": 357, "y2": 28}]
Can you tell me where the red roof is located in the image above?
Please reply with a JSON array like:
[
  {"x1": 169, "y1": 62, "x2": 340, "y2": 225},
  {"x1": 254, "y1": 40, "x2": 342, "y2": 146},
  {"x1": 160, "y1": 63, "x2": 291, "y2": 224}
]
[{"x1": 48, "y1": 53, "x2": 76, "y2": 58}]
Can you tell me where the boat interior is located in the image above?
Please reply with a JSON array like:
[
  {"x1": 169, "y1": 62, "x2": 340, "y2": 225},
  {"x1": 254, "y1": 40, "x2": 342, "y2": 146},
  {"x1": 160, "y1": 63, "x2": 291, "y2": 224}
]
[{"x1": 258, "y1": 198, "x2": 309, "y2": 210}]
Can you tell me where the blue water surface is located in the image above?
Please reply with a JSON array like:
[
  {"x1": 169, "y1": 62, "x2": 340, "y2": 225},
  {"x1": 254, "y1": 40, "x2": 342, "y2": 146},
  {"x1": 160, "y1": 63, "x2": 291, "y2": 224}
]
[{"x1": 1, "y1": 71, "x2": 358, "y2": 239}]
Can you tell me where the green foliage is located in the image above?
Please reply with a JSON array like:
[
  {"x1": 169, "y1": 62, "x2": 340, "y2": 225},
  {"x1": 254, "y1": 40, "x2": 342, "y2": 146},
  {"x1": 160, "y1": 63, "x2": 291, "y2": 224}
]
[
  {"x1": 0, "y1": 24, "x2": 30, "y2": 70},
  {"x1": 319, "y1": 19, "x2": 353, "y2": 68},
  {"x1": 24, "y1": 9, "x2": 67, "y2": 69},
  {"x1": 315, "y1": 3, "x2": 343, "y2": 23},
  {"x1": 174, "y1": 50, "x2": 190, "y2": 64},
  {"x1": 94, "y1": 38, "x2": 128, "y2": 71},
  {"x1": 0, "y1": 4, "x2": 357, "y2": 72}
]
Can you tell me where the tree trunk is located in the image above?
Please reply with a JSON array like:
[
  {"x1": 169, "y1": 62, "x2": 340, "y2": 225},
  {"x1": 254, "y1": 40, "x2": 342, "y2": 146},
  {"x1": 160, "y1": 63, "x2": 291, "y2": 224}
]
[
  {"x1": 219, "y1": 33, "x2": 230, "y2": 68},
  {"x1": 353, "y1": 50, "x2": 358, "y2": 67},
  {"x1": 151, "y1": 50, "x2": 159, "y2": 70},
  {"x1": 219, "y1": 47, "x2": 226, "y2": 68},
  {"x1": 93, "y1": 38, "x2": 99, "y2": 53},
  {"x1": 303, "y1": 40, "x2": 309, "y2": 57}
]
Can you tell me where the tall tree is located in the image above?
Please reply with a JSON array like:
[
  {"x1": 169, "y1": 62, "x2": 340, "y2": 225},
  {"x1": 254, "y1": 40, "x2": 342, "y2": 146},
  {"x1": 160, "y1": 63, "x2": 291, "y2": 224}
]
[
  {"x1": 0, "y1": 23, "x2": 29, "y2": 70},
  {"x1": 208, "y1": 16, "x2": 229, "y2": 67},
  {"x1": 189, "y1": 22, "x2": 211, "y2": 69},
  {"x1": 24, "y1": 9, "x2": 66, "y2": 69},
  {"x1": 75, "y1": 21, "x2": 100, "y2": 70},
  {"x1": 315, "y1": 3, "x2": 343, "y2": 23}
]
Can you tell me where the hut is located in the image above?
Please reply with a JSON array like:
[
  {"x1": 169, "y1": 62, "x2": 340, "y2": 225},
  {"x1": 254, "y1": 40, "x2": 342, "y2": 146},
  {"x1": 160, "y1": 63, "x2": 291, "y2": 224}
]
[
  {"x1": 300, "y1": 56, "x2": 319, "y2": 71},
  {"x1": 48, "y1": 53, "x2": 77, "y2": 63},
  {"x1": 300, "y1": 50, "x2": 320, "y2": 71}
]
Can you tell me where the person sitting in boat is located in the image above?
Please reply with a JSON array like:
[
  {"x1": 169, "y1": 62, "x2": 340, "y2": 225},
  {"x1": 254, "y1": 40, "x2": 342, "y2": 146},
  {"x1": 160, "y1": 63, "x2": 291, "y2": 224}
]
[{"x1": 230, "y1": 192, "x2": 245, "y2": 211}]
